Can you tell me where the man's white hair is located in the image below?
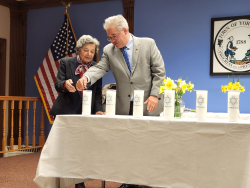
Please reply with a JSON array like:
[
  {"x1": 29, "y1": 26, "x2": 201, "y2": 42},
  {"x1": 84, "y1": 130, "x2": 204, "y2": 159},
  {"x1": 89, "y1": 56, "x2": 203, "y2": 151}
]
[
  {"x1": 75, "y1": 35, "x2": 100, "y2": 54},
  {"x1": 103, "y1": 14, "x2": 129, "y2": 31}
]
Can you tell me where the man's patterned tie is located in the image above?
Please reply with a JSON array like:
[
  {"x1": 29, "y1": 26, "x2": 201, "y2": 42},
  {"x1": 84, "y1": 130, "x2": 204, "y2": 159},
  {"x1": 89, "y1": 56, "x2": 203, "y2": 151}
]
[{"x1": 121, "y1": 47, "x2": 132, "y2": 76}]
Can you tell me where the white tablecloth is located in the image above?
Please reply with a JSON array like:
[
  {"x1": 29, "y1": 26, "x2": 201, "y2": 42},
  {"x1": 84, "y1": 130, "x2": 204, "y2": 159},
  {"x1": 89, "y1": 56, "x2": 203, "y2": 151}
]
[{"x1": 34, "y1": 113, "x2": 250, "y2": 188}]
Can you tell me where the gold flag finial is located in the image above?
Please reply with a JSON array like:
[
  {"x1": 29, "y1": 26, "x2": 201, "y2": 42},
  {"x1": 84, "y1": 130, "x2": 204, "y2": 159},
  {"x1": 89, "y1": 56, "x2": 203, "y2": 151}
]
[{"x1": 61, "y1": 1, "x2": 72, "y2": 13}]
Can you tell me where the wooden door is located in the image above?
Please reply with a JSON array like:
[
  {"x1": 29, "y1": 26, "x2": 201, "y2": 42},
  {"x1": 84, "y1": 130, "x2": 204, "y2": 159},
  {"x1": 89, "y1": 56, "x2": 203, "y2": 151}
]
[{"x1": 0, "y1": 38, "x2": 6, "y2": 157}]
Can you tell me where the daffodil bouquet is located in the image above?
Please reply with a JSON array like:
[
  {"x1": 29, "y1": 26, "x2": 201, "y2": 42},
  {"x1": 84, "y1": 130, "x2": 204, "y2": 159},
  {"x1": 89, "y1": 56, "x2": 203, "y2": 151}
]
[
  {"x1": 159, "y1": 77, "x2": 194, "y2": 117},
  {"x1": 221, "y1": 76, "x2": 245, "y2": 93},
  {"x1": 159, "y1": 77, "x2": 195, "y2": 97}
]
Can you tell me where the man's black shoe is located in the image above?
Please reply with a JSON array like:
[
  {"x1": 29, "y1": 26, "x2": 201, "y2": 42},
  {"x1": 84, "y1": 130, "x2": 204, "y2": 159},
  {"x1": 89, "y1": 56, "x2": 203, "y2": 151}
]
[
  {"x1": 75, "y1": 182, "x2": 86, "y2": 188},
  {"x1": 118, "y1": 183, "x2": 140, "y2": 188}
]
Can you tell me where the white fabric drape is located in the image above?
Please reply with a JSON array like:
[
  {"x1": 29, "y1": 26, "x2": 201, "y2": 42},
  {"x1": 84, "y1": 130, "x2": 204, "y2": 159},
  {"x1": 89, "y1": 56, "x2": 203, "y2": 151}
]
[{"x1": 34, "y1": 113, "x2": 250, "y2": 188}]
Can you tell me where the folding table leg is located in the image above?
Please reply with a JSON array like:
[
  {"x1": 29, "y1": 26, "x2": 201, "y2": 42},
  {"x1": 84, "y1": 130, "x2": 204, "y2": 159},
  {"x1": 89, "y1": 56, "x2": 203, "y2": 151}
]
[
  {"x1": 102, "y1": 180, "x2": 105, "y2": 188},
  {"x1": 56, "y1": 177, "x2": 60, "y2": 188}
]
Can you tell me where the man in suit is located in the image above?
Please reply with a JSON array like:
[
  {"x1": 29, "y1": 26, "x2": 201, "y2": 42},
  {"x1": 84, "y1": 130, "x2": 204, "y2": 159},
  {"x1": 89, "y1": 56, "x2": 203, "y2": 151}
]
[
  {"x1": 76, "y1": 15, "x2": 166, "y2": 118},
  {"x1": 76, "y1": 15, "x2": 166, "y2": 188}
]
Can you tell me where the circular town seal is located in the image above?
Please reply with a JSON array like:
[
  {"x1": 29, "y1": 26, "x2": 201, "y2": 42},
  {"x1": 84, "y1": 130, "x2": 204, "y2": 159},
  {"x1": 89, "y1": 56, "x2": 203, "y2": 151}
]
[{"x1": 214, "y1": 19, "x2": 250, "y2": 72}]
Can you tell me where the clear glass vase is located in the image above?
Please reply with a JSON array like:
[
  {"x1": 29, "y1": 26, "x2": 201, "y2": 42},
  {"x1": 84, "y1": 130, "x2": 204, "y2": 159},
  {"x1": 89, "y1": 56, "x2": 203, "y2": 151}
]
[{"x1": 174, "y1": 95, "x2": 185, "y2": 118}]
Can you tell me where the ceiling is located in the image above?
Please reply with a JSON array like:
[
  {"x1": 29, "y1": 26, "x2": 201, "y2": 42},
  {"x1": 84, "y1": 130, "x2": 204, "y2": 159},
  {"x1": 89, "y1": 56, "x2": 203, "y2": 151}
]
[{"x1": 0, "y1": 0, "x2": 108, "y2": 10}]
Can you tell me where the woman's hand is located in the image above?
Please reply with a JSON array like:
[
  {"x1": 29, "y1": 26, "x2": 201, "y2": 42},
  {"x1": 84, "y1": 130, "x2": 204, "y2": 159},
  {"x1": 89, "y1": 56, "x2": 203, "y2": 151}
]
[
  {"x1": 64, "y1": 79, "x2": 76, "y2": 92},
  {"x1": 95, "y1": 111, "x2": 106, "y2": 115}
]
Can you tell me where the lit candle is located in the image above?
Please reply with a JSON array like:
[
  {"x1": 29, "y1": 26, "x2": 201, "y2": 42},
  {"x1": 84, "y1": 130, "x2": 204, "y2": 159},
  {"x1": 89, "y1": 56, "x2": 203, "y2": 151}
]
[
  {"x1": 133, "y1": 90, "x2": 144, "y2": 118},
  {"x1": 106, "y1": 89, "x2": 116, "y2": 117},
  {"x1": 228, "y1": 90, "x2": 240, "y2": 122},
  {"x1": 163, "y1": 90, "x2": 175, "y2": 119},
  {"x1": 196, "y1": 90, "x2": 208, "y2": 121},
  {"x1": 82, "y1": 90, "x2": 92, "y2": 116}
]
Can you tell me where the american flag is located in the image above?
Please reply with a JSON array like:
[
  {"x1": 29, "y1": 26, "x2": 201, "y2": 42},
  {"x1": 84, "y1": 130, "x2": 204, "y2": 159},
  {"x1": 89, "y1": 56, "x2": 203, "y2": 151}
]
[{"x1": 34, "y1": 13, "x2": 77, "y2": 124}]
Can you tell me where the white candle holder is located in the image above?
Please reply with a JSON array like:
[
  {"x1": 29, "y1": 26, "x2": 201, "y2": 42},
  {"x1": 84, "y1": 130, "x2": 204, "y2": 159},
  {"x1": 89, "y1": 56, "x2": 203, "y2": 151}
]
[
  {"x1": 82, "y1": 90, "x2": 92, "y2": 116},
  {"x1": 163, "y1": 90, "x2": 175, "y2": 119},
  {"x1": 228, "y1": 90, "x2": 240, "y2": 122},
  {"x1": 196, "y1": 90, "x2": 208, "y2": 121},
  {"x1": 133, "y1": 90, "x2": 144, "y2": 118},
  {"x1": 106, "y1": 89, "x2": 116, "y2": 117}
]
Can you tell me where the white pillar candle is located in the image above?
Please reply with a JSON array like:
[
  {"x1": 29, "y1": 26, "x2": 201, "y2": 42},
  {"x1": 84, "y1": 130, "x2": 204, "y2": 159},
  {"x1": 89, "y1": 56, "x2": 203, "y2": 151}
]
[
  {"x1": 196, "y1": 90, "x2": 208, "y2": 121},
  {"x1": 133, "y1": 90, "x2": 144, "y2": 118},
  {"x1": 82, "y1": 90, "x2": 92, "y2": 116},
  {"x1": 106, "y1": 89, "x2": 116, "y2": 117},
  {"x1": 228, "y1": 90, "x2": 240, "y2": 122},
  {"x1": 163, "y1": 90, "x2": 175, "y2": 119}
]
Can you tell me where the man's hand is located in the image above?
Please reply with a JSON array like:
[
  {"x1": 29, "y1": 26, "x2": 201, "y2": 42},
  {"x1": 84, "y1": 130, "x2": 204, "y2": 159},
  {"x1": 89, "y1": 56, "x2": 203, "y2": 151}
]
[
  {"x1": 76, "y1": 76, "x2": 88, "y2": 91},
  {"x1": 144, "y1": 96, "x2": 158, "y2": 112},
  {"x1": 64, "y1": 79, "x2": 76, "y2": 92}
]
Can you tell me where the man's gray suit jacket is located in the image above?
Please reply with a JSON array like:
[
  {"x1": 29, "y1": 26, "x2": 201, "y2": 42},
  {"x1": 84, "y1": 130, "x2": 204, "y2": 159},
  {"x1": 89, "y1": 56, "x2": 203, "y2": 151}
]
[{"x1": 85, "y1": 35, "x2": 166, "y2": 116}]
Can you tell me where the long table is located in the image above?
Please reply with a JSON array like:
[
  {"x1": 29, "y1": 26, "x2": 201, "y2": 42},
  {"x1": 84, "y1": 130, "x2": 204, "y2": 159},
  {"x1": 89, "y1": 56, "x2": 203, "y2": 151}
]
[{"x1": 34, "y1": 113, "x2": 250, "y2": 188}]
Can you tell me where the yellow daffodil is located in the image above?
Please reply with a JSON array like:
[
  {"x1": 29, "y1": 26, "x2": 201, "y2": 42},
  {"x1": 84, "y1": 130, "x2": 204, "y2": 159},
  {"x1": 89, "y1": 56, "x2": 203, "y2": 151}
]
[
  {"x1": 159, "y1": 86, "x2": 164, "y2": 94},
  {"x1": 187, "y1": 82, "x2": 194, "y2": 90},
  {"x1": 240, "y1": 86, "x2": 245, "y2": 92},
  {"x1": 221, "y1": 76, "x2": 245, "y2": 93},
  {"x1": 159, "y1": 77, "x2": 194, "y2": 97},
  {"x1": 231, "y1": 84, "x2": 238, "y2": 90},
  {"x1": 227, "y1": 85, "x2": 232, "y2": 90},
  {"x1": 221, "y1": 85, "x2": 227, "y2": 93},
  {"x1": 160, "y1": 85, "x2": 171, "y2": 94},
  {"x1": 235, "y1": 82, "x2": 240, "y2": 87},
  {"x1": 166, "y1": 77, "x2": 172, "y2": 82},
  {"x1": 166, "y1": 80, "x2": 174, "y2": 90},
  {"x1": 160, "y1": 86, "x2": 166, "y2": 93},
  {"x1": 181, "y1": 84, "x2": 187, "y2": 93}
]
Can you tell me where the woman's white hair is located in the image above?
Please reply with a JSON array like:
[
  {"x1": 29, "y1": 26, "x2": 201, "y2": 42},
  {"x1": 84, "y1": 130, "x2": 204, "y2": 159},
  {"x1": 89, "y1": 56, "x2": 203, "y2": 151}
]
[
  {"x1": 103, "y1": 14, "x2": 129, "y2": 31},
  {"x1": 75, "y1": 35, "x2": 100, "y2": 54}
]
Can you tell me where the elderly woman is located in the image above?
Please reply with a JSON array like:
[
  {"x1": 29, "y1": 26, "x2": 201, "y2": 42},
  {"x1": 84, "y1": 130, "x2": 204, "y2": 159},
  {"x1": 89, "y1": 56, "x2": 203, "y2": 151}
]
[
  {"x1": 50, "y1": 35, "x2": 104, "y2": 187},
  {"x1": 50, "y1": 34, "x2": 104, "y2": 117}
]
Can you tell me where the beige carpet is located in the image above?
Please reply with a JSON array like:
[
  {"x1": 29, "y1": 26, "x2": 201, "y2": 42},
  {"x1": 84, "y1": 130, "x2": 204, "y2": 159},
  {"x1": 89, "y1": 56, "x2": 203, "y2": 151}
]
[{"x1": 0, "y1": 152, "x2": 163, "y2": 188}]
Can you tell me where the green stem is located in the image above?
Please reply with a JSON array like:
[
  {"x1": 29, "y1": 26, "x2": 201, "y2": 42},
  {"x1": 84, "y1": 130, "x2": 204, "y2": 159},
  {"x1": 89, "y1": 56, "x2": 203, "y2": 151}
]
[{"x1": 174, "y1": 96, "x2": 182, "y2": 118}]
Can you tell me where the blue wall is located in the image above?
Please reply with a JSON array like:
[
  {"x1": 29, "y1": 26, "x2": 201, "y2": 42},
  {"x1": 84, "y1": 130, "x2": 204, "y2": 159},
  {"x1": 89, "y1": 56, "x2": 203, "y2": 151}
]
[
  {"x1": 25, "y1": 0, "x2": 250, "y2": 144},
  {"x1": 134, "y1": 0, "x2": 250, "y2": 113}
]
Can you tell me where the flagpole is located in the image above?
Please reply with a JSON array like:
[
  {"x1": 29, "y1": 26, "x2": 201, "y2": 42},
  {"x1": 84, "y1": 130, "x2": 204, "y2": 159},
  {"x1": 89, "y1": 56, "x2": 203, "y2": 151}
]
[
  {"x1": 66, "y1": 14, "x2": 69, "y2": 57},
  {"x1": 61, "y1": 2, "x2": 72, "y2": 57},
  {"x1": 61, "y1": 1, "x2": 71, "y2": 13}
]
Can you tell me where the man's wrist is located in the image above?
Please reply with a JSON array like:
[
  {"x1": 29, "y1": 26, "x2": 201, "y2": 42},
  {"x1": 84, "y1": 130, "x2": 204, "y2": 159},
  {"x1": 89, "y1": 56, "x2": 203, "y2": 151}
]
[
  {"x1": 84, "y1": 75, "x2": 91, "y2": 83},
  {"x1": 150, "y1": 95, "x2": 158, "y2": 98}
]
